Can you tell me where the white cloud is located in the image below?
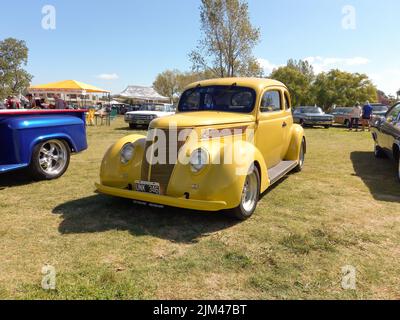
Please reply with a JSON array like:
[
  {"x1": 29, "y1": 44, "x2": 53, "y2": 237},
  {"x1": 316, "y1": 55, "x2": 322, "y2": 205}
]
[
  {"x1": 257, "y1": 58, "x2": 282, "y2": 74},
  {"x1": 370, "y1": 69, "x2": 400, "y2": 96},
  {"x1": 96, "y1": 73, "x2": 119, "y2": 80},
  {"x1": 304, "y1": 56, "x2": 370, "y2": 74}
]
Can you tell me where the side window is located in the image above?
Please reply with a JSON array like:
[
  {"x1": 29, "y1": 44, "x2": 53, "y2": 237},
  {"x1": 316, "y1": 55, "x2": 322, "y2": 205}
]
[
  {"x1": 388, "y1": 104, "x2": 400, "y2": 122},
  {"x1": 260, "y1": 90, "x2": 282, "y2": 113},
  {"x1": 284, "y1": 92, "x2": 291, "y2": 110}
]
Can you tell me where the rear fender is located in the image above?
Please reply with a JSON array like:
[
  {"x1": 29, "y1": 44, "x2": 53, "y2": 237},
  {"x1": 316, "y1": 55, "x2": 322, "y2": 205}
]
[{"x1": 285, "y1": 124, "x2": 305, "y2": 161}]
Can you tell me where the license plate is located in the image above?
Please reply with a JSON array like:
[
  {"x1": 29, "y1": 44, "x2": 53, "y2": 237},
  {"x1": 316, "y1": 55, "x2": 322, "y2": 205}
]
[
  {"x1": 135, "y1": 120, "x2": 145, "y2": 124},
  {"x1": 134, "y1": 181, "x2": 160, "y2": 195}
]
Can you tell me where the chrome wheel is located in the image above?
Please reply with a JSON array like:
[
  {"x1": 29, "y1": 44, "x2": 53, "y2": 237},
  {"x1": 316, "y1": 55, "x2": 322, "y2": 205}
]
[
  {"x1": 241, "y1": 171, "x2": 258, "y2": 214},
  {"x1": 38, "y1": 140, "x2": 68, "y2": 175}
]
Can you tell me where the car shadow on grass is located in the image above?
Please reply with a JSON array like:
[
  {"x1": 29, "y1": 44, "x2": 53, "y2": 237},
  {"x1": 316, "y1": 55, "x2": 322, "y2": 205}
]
[
  {"x1": 0, "y1": 170, "x2": 36, "y2": 189},
  {"x1": 351, "y1": 151, "x2": 400, "y2": 202},
  {"x1": 53, "y1": 194, "x2": 239, "y2": 243}
]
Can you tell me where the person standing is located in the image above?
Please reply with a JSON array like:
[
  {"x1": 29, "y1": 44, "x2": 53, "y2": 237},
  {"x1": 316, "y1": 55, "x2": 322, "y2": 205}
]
[
  {"x1": 54, "y1": 94, "x2": 67, "y2": 109},
  {"x1": 349, "y1": 102, "x2": 362, "y2": 131},
  {"x1": 26, "y1": 94, "x2": 37, "y2": 109},
  {"x1": 362, "y1": 101, "x2": 373, "y2": 131}
]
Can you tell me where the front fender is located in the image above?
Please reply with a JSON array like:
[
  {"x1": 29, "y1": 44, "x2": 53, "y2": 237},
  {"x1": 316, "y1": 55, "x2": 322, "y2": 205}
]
[
  {"x1": 285, "y1": 124, "x2": 305, "y2": 161},
  {"x1": 167, "y1": 139, "x2": 269, "y2": 209},
  {"x1": 100, "y1": 134, "x2": 146, "y2": 188}
]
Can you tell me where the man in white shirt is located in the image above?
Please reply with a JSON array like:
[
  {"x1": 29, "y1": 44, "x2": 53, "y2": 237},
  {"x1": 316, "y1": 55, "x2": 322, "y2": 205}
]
[
  {"x1": 54, "y1": 95, "x2": 67, "y2": 109},
  {"x1": 349, "y1": 103, "x2": 362, "y2": 131}
]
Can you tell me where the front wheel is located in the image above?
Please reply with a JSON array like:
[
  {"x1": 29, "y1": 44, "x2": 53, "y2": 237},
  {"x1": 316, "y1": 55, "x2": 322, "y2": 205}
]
[
  {"x1": 230, "y1": 166, "x2": 260, "y2": 220},
  {"x1": 129, "y1": 123, "x2": 136, "y2": 129},
  {"x1": 374, "y1": 144, "x2": 386, "y2": 158},
  {"x1": 294, "y1": 138, "x2": 306, "y2": 172},
  {"x1": 29, "y1": 139, "x2": 70, "y2": 180},
  {"x1": 396, "y1": 153, "x2": 400, "y2": 182}
]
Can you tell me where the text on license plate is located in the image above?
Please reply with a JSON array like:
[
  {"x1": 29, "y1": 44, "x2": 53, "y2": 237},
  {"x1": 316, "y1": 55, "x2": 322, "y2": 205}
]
[{"x1": 134, "y1": 181, "x2": 160, "y2": 195}]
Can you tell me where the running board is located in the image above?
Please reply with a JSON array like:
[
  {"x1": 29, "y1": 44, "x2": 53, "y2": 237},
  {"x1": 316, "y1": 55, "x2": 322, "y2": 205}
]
[{"x1": 268, "y1": 161, "x2": 298, "y2": 185}]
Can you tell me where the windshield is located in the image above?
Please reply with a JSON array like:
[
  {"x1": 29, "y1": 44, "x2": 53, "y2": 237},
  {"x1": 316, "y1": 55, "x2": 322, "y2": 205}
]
[
  {"x1": 139, "y1": 105, "x2": 173, "y2": 112},
  {"x1": 296, "y1": 107, "x2": 324, "y2": 114},
  {"x1": 178, "y1": 86, "x2": 256, "y2": 113}
]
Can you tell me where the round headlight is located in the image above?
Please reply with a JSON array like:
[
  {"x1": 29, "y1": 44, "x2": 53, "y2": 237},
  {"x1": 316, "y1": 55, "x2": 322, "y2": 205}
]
[
  {"x1": 120, "y1": 143, "x2": 135, "y2": 164},
  {"x1": 189, "y1": 148, "x2": 209, "y2": 173}
]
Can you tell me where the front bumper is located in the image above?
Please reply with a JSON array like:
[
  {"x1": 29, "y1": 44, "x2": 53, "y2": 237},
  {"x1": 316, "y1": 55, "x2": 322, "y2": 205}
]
[
  {"x1": 124, "y1": 117, "x2": 155, "y2": 125},
  {"x1": 95, "y1": 183, "x2": 228, "y2": 212}
]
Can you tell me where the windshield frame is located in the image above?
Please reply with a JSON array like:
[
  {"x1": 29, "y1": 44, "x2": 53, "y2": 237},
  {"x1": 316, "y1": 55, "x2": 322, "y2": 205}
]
[{"x1": 178, "y1": 85, "x2": 257, "y2": 114}]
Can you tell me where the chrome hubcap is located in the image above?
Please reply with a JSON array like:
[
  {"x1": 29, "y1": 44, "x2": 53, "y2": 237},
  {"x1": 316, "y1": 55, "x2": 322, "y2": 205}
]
[
  {"x1": 39, "y1": 140, "x2": 67, "y2": 175},
  {"x1": 241, "y1": 171, "x2": 258, "y2": 213}
]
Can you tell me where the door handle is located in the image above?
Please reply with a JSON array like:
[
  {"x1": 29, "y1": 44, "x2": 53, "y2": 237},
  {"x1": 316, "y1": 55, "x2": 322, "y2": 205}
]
[{"x1": 282, "y1": 122, "x2": 287, "y2": 128}]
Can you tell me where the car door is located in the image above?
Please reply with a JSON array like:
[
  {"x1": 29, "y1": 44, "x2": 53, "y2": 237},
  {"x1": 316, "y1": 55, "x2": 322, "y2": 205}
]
[
  {"x1": 256, "y1": 88, "x2": 286, "y2": 168},
  {"x1": 380, "y1": 103, "x2": 400, "y2": 150}
]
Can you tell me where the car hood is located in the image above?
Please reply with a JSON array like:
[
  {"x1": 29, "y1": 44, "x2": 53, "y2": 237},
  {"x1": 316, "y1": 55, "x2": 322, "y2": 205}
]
[
  {"x1": 150, "y1": 111, "x2": 255, "y2": 128},
  {"x1": 300, "y1": 113, "x2": 333, "y2": 118},
  {"x1": 125, "y1": 111, "x2": 174, "y2": 117}
]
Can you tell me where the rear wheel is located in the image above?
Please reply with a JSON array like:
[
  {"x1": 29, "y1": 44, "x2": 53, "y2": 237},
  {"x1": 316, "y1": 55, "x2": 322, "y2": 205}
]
[
  {"x1": 230, "y1": 166, "x2": 260, "y2": 220},
  {"x1": 294, "y1": 138, "x2": 306, "y2": 172},
  {"x1": 29, "y1": 139, "x2": 70, "y2": 180}
]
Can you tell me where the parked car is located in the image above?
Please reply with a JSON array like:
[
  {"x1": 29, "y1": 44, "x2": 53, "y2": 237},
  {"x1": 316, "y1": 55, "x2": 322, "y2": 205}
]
[
  {"x1": 370, "y1": 103, "x2": 390, "y2": 123},
  {"x1": 371, "y1": 103, "x2": 389, "y2": 117},
  {"x1": 293, "y1": 106, "x2": 334, "y2": 128},
  {"x1": 0, "y1": 109, "x2": 88, "y2": 180},
  {"x1": 331, "y1": 107, "x2": 353, "y2": 126},
  {"x1": 96, "y1": 78, "x2": 306, "y2": 220},
  {"x1": 371, "y1": 102, "x2": 400, "y2": 182},
  {"x1": 125, "y1": 104, "x2": 175, "y2": 129}
]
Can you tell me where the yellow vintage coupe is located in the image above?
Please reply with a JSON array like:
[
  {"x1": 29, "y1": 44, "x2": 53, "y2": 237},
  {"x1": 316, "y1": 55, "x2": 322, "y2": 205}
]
[{"x1": 96, "y1": 78, "x2": 306, "y2": 220}]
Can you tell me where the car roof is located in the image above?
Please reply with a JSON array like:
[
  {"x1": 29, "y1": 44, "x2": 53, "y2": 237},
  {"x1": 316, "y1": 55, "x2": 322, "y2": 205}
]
[{"x1": 184, "y1": 77, "x2": 287, "y2": 92}]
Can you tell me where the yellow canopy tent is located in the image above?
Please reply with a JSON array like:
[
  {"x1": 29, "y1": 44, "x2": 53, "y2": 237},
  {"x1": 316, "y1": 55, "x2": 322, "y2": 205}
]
[
  {"x1": 29, "y1": 80, "x2": 109, "y2": 93},
  {"x1": 29, "y1": 80, "x2": 110, "y2": 108}
]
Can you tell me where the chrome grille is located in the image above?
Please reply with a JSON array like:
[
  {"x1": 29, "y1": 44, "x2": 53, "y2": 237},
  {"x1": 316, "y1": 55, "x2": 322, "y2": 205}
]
[{"x1": 141, "y1": 129, "x2": 187, "y2": 194}]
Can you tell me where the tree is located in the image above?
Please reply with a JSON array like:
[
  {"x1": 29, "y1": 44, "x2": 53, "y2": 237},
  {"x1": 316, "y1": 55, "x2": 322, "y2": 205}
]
[
  {"x1": 153, "y1": 70, "x2": 181, "y2": 101},
  {"x1": 190, "y1": 0, "x2": 263, "y2": 78},
  {"x1": 312, "y1": 70, "x2": 377, "y2": 109},
  {"x1": 0, "y1": 38, "x2": 32, "y2": 99},
  {"x1": 270, "y1": 60, "x2": 315, "y2": 106}
]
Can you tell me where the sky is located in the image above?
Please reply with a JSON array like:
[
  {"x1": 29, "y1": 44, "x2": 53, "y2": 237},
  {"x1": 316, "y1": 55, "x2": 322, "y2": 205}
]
[{"x1": 1, "y1": 0, "x2": 399, "y2": 95}]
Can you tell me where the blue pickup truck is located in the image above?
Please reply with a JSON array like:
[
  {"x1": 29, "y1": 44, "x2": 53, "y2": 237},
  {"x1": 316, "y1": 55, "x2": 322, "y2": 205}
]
[{"x1": 0, "y1": 110, "x2": 87, "y2": 180}]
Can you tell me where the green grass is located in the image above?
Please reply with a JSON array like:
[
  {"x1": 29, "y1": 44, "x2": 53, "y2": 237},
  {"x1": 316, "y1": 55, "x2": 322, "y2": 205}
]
[{"x1": 0, "y1": 117, "x2": 399, "y2": 300}]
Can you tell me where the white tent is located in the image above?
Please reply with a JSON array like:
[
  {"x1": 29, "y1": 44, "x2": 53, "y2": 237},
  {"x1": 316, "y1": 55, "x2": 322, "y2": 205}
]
[{"x1": 116, "y1": 85, "x2": 169, "y2": 102}]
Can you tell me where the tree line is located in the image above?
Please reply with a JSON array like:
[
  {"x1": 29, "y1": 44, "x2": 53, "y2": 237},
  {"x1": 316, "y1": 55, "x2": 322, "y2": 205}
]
[{"x1": 154, "y1": 0, "x2": 383, "y2": 109}]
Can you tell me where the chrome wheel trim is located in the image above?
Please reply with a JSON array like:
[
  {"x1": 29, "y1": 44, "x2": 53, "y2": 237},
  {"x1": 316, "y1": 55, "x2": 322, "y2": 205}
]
[
  {"x1": 299, "y1": 142, "x2": 305, "y2": 168},
  {"x1": 38, "y1": 140, "x2": 67, "y2": 176},
  {"x1": 241, "y1": 171, "x2": 258, "y2": 214}
]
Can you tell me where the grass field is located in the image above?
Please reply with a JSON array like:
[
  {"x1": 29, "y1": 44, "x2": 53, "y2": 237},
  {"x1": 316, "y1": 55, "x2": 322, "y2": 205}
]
[{"x1": 0, "y1": 117, "x2": 399, "y2": 300}]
